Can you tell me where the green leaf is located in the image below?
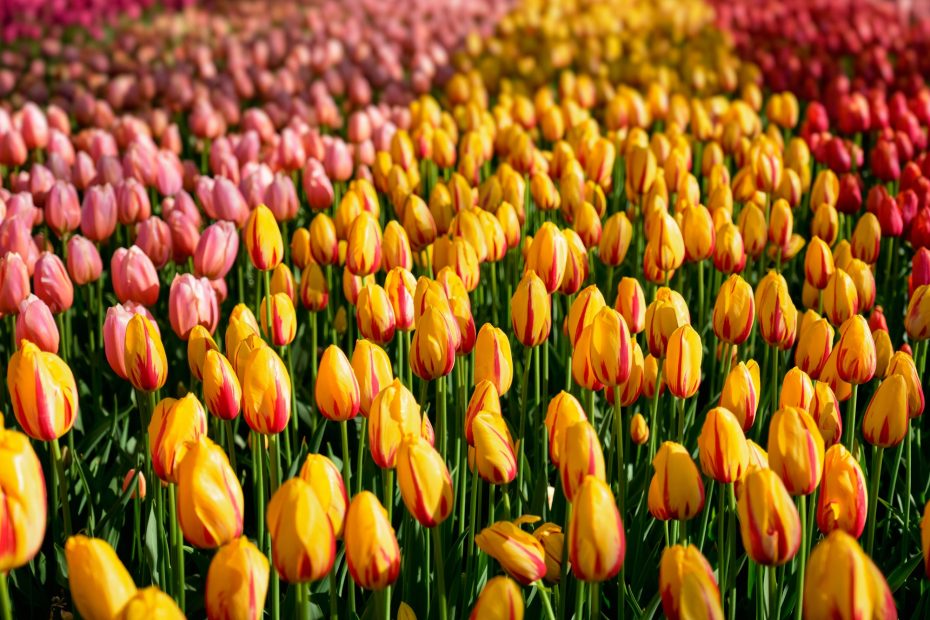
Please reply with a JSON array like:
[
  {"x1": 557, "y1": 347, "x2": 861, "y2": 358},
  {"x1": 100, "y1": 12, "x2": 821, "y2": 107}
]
[
  {"x1": 887, "y1": 553, "x2": 923, "y2": 592},
  {"x1": 144, "y1": 504, "x2": 159, "y2": 586}
]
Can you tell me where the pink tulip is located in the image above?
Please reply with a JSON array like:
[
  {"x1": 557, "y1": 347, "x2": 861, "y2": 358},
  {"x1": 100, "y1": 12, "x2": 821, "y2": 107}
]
[
  {"x1": 163, "y1": 190, "x2": 202, "y2": 229},
  {"x1": 240, "y1": 166, "x2": 272, "y2": 209},
  {"x1": 72, "y1": 152, "x2": 97, "y2": 190},
  {"x1": 243, "y1": 109, "x2": 275, "y2": 143},
  {"x1": 115, "y1": 178, "x2": 151, "y2": 226},
  {"x1": 0, "y1": 131, "x2": 27, "y2": 168},
  {"x1": 194, "y1": 221, "x2": 239, "y2": 280},
  {"x1": 347, "y1": 110, "x2": 372, "y2": 143},
  {"x1": 0, "y1": 214, "x2": 38, "y2": 273},
  {"x1": 33, "y1": 252, "x2": 73, "y2": 314},
  {"x1": 95, "y1": 155, "x2": 124, "y2": 187},
  {"x1": 323, "y1": 138, "x2": 353, "y2": 182},
  {"x1": 104, "y1": 302, "x2": 159, "y2": 379},
  {"x1": 265, "y1": 173, "x2": 299, "y2": 222},
  {"x1": 28, "y1": 164, "x2": 55, "y2": 205},
  {"x1": 277, "y1": 127, "x2": 307, "y2": 172},
  {"x1": 168, "y1": 210, "x2": 201, "y2": 264},
  {"x1": 210, "y1": 278, "x2": 229, "y2": 304},
  {"x1": 47, "y1": 130, "x2": 75, "y2": 167},
  {"x1": 66, "y1": 235, "x2": 103, "y2": 285},
  {"x1": 123, "y1": 140, "x2": 157, "y2": 186},
  {"x1": 135, "y1": 216, "x2": 173, "y2": 269},
  {"x1": 0, "y1": 251, "x2": 30, "y2": 314},
  {"x1": 19, "y1": 103, "x2": 48, "y2": 151},
  {"x1": 111, "y1": 245, "x2": 159, "y2": 306},
  {"x1": 211, "y1": 177, "x2": 249, "y2": 227},
  {"x1": 234, "y1": 131, "x2": 261, "y2": 167},
  {"x1": 168, "y1": 273, "x2": 219, "y2": 340},
  {"x1": 155, "y1": 150, "x2": 183, "y2": 197},
  {"x1": 302, "y1": 159, "x2": 334, "y2": 210},
  {"x1": 45, "y1": 181, "x2": 81, "y2": 237},
  {"x1": 81, "y1": 184, "x2": 117, "y2": 242},
  {"x1": 15, "y1": 295, "x2": 58, "y2": 353}
]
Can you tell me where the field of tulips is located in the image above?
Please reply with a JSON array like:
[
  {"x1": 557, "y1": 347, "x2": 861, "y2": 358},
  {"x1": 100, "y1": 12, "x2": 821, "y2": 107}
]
[{"x1": 2, "y1": 0, "x2": 930, "y2": 618}]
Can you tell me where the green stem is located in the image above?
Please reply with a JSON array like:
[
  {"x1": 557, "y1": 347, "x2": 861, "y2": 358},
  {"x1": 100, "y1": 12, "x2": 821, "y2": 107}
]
[
  {"x1": 589, "y1": 581, "x2": 600, "y2": 618},
  {"x1": 676, "y1": 397, "x2": 685, "y2": 444},
  {"x1": 516, "y1": 346, "x2": 532, "y2": 514},
  {"x1": 51, "y1": 438, "x2": 72, "y2": 537},
  {"x1": 251, "y1": 431, "x2": 265, "y2": 554},
  {"x1": 536, "y1": 582, "x2": 557, "y2": 620},
  {"x1": 647, "y1": 369, "x2": 663, "y2": 462},
  {"x1": 558, "y1": 502, "x2": 572, "y2": 620},
  {"x1": 329, "y1": 570, "x2": 338, "y2": 620},
  {"x1": 431, "y1": 526, "x2": 448, "y2": 620},
  {"x1": 224, "y1": 419, "x2": 238, "y2": 474},
  {"x1": 0, "y1": 573, "x2": 11, "y2": 620},
  {"x1": 865, "y1": 446, "x2": 884, "y2": 555},
  {"x1": 903, "y1": 424, "x2": 913, "y2": 556},
  {"x1": 574, "y1": 581, "x2": 586, "y2": 620},
  {"x1": 718, "y1": 483, "x2": 727, "y2": 614},
  {"x1": 613, "y1": 389, "x2": 625, "y2": 517},
  {"x1": 384, "y1": 469, "x2": 394, "y2": 525},
  {"x1": 768, "y1": 565, "x2": 778, "y2": 620},
  {"x1": 340, "y1": 420, "x2": 356, "y2": 615},
  {"x1": 844, "y1": 384, "x2": 858, "y2": 455},
  {"x1": 169, "y1": 485, "x2": 185, "y2": 611},
  {"x1": 794, "y1": 494, "x2": 807, "y2": 620}
]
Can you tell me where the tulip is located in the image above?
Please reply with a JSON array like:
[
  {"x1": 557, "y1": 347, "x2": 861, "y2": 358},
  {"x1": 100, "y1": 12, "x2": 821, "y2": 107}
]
[
  {"x1": 713, "y1": 222, "x2": 746, "y2": 275},
  {"x1": 851, "y1": 213, "x2": 882, "y2": 265},
  {"x1": 149, "y1": 394, "x2": 207, "y2": 483},
  {"x1": 202, "y1": 350, "x2": 241, "y2": 422},
  {"x1": 205, "y1": 537, "x2": 269, "y2": 620},
  {"x1": 597, "y1": 212, "x2": 633, "y2": 268},
  {"x1": 194, "y1": 221, "x2": 239, "y2": 280},
  {"x1": 567, "y1": 285, "x2": 607, "y2": 347},
  {"x1": 66, "y1": 235, "x2": 103, "y2": 285},
  {"x1": 543, "y1": 391, "x2": 587, "y2": 466},
  {"x1": 300, "y1": 263, "x2": 329, "y2": 312},
  {"x1": 0, "y1": 426, "x2": 46, "y2": 573},
  {"x1": 357, "y1": 284, "x2": 396, "y2": 345},
  {"x1": 586, "y1": 307, "x2": 632, "y2": 388},
  {"x1": 474, "y1": 324, "x2": 514, "y2": 396},
  {"x1": 65, "y1": 535, "x2": 137, "y2": 620},
  {"x1": 886, "y1": 351, "x2": 925, "y2": 419},
  {"x1": 631, "y1": 413, "x2": 650, "y2": 446},
  {"x1": 533, "y1": 523, "x2": 563, "y2": 584},
  {"x1": 46, "y1": 181, "x2": 81, "y2": 237},
  {"x1": 346, "y1": 212, "x2": 383, "y2": 276},
  {"x1": 659, "y1": 545, "x2": 723, "y2": 620},
  {"x1": 0, "y1": 252, "x2": 29, "y2": 314},
  {"x1": 472, "y1": 411, "x2": 518, "y2": 484},
  {"x1": 258, "y1": 292, "x2": 297, "y2": 347},
  {"x1": 267, "y1": 478, "x2": 336, "y2": 582},
  {"x1": 176, "y1": 437, "x2": 244, "y2": 548},
  {"x1": 823, "y1": 269, "x2": 859, "y2": 326},
  {"x1": 396, "y1": 436, "x2": 454, "y2": 527},
  {"x1": 186, "y1": 324, "x2": 217, "y2": 382},
  {"x1": 369, "y1": 379, "x2": 421, "y2": 469},
  {"x1": 663, "y1": 325, "x2": 702, "y2": 399},
  {"x1": 111, "y1": 246, "x2": 160, "y2": 307},
  {"x1": 241, "y1": 345, "x2": 291, "y2": 434},
  {"x1": 720, "y1": 361, "x2": 760, "y2": 431},
  {"x1": 779, "y1": 367, "x2": 814, "y2": 410},
  {"x1": 712, "y1": 274, "x2": 755, "y2": 345},
  {"x1": 648, "y1": 442, "x2": 705, "y2": 520},
  {"x1": 411, "y1": 307, "x2": 457, "y2": 380},
  {"x1": 244, "y1": 204, "x2": 283, "y2": 271},
  {"x1": 309, "y1": 214, "x2": 339, "y2": 266},
  {"x1": 835, "y1": 316, "x2": 876, "y2": 385},
  {"x1": 767, "y1": 406, "x2": 825, "y2": 496},
  {"x1": 33, "y1": 252, "x2": 73, "y2": 314},
  {"x1": 15, "y1": 295, "x2": 59, "y2": 353},
  {"x1": 559, "y1": 420, "x2": 606, "y2": 502},
  {"x1": 81, "y1": 184, "x2": 117, "y2": 242},
  {"x1": 299, "y1": 454, "x2": 348, "y2": 539},
  {"x1": 644, "y1": 287, "x2": 690, "y2": 358},
  {"x1": 756, "y1": 272, "x2": 798, "y2": 349},
  {"x1": 795, "y1": 317, "x2": 834, "y2": 379},
  {"x1": 168, "y1": 274, "x2": 219, "y2": 340},
  {"x1": 613, "y1": 277, "x2": 646, "y2": 335},
  {"x1": 476, "y1": 520, "x2": 547, "y2": 585},
  {"x1": 861, "y1": 374, "x2": 908, "y2": 448},
  {"x1": 569, "y1": 476, "x2": 625, "y2": 581},
  {"x1": 123, "y1": 314, "x2": 168, "y2": 392},
  {"x1": 469, "y1": 576, "x2": 524, "y2": 620},
  {"x1": 811, "y1": 381, "x2": 843, "y2": 446},
  {"x1": 344, "y1": 491, "x2": 401, "y2": 590},
  {"x1": 7, "y1": 340, "x2": 78, "y2": 441},
  {"x1": 511, "y1": 270, "x2": 552, "y2": 347},
  {"x1": 117, "y1": 587, "x2": 185, "y2": 619},
  {"x1": 698, "y1": 407, "x2": 750, "y2": 484},
  {"x1": 817, "y1": 444, "x2": 867, "y2": 538},
  {"x1": 905, "y1": 285, "x2": 930, "y2": 341},
  {"x1": 736, "y1": 468, "x2": 801, "y2": 566},
  {"x1": 804, "y1": 237, "x2": 835, "y2": 289},
  {"x1": 804, "y1": 531, "x2": 897, "y2": 619},
  {"x1": 525, "y1": 222, "x2": 567, "y2": 293},
  {"x1": 385, "y1": 267, "x2": 417, "y2": 331}
]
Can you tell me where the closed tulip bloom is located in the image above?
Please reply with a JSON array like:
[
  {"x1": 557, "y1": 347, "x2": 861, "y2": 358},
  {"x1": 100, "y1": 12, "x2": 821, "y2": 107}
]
[
  {"x1": 65, "y1": 535, "x2": 137, "y2": 620},
  {"x1": 649, "y1": 442, "x2": 705, "y2": 521},
  {"x1": 644, "y1": 287, "x2": 690, "y2": 358},
  {"x1": 768, "y1": 406, "x2": 825, "y2": 496},
  {"x1": 567, "y1": 285, "x2": 607, "y2": 347},
  {"x1": 795, "y1": 317, "x2": 834, "y2": 379},
  {"x1": 682, "y1": 205, "x2": 716, "y2": 262},
  {"x1": 257, "y1": 293, "x2": 296, "y2": 347},
  {"x1": 308, "y1": 214, "x2": 339, "y2": 266},
  {"x1": 476, "y1": 520, "x2": 547, "y2": 585},
  {"x1": 7, "y1": 340, "x2": 77, "y2": 441},
  {"x1": 861, "y1": 374, "x2": 908, "y2": 448},
  {"x1": 614, "y1": 277, "x2": 646, "y2": 334},
  {"x1": 202, "y1": 350, "x2": 241, "y2": 420},
  {"x1": 544, "y1": 391, "x2": 587, "y2": 467},
  {"x1": 906, "y1": 285, "x2": 930, "y2": 341},
  {"x1": 270, "y1": 264, "x2": 296, "y2": 304},
  {"x1": 886, "y1": 352, "x2": 924, "y2": 418},
  {"x1": 823, "y1": 269, "x2": 860, "y2": 326},
  {"x1": 571, "y1": 323, "x2": 603, "y2": 390},
  {"x1": 737, "y1": 203, "x2": 767, "y2": 259},
  {"x1": 315, "y1": 345, "x2": 360, "y2": 422},
  {"x1": 66, "y1": 235, "x2": 103, "y2": 285},
  {"x1": 80, "y1": 184, "x2": 117, "y2": 242},
  {"x1": 720, "y1": 361, "x2": 760, "y2": 431},
  {"x1": 712, "y1": 274, "x2": 755, "y2": 345},
  {"x1": 811, "y1": 381, "x2": 843, "y2": 446},
  {"x1": 532, "y1": 523, "x2": 563, "y2": 584},
  {"x1": 411, "y1": 307, "x2": 457, "y2": 380},
  {"x1": 346, "y1": 212, "x2": 383, "y2": 276},
  {"x1": 465, "y1": 380, "x2": 502, "y2": 446},
  {"x1": 402, "y1": 194, "x2": 437, "y2": 251},
  {"x1": 194, "y1": 222, "x2": 239, "y2": 280},
  {"x1": 473, "y1": 324, "x2": 513, "y2": 395},
  {"x1": 16, "y1": 295, "x2": 59, "y2": 353},
  {"x1": 0, "y1": 252, "x2": 29, "y2": 315},
  {"x1": 345, "y1": 491, "x2": 400, "y2": 590},
  {"x1": 187, "y1": 325, "x2": 218, "y2": 382},
  {"x1": 850, "y1": 213, "x2": 882, "y2": 265},
  {"x1": 351, "y1": 340, "x2": 393, "y2": 417},
  {"x1": 205, "y1": 537, "x2": 269, "y2": 620},
  {"x1": 804, "y1": 531, "x2": 897, "y2": 620},
  {"x1": 847, "y1": 260, "x2": 876, "y2": 312},
  {"x1": 817, "y1": 444, "x2": 867, "y2": 538},
  {"x1": 112, "y1": 586, "x2": 182, "y2": 619},
  {"x1": 768, "y1": 199, "x2": 793, "y2": 252},
  {"x1": 586, "y1": 307, "x2": 631, "y2": 387},
  {"x1": 299, "y1": 454, "x2": 348, "y2": 538},
  {"x1": 659, "y1": 544, "x2": 723, "y2": 620},
  {"x1": 756, "y1": 272, "x2": 798, "y2": 349},
  {"x1": 356, "y1": 284, "x2": 396, "y2": 345},
  {"x1": 804, "y1": 237, "x2": 835, "y2": 289},
  {"x1": 299, "y1": 263, "x2": 329, "y2": 312},
  {"x1": 698, "y1": 407, "x2": 750, "y2": 484},
  {"x1": 663, "y1": 325, "x2": 702, "y2": 399},
  {"x1": 244, "y1": 205, "x2": 283, "y2": 271},
  {"x1": 176, "y1": 437, "x2": 244, "y2": 548},
  {"x1": 33, "y1": 252, "x2": 73, "y2": 314},
  {"x1": 559, "y1": 420, "x2": 606, "y2": 502},
  {"x1": 46, "y1": 181, "x2": 81, "y2": 237},
  {"x1": 599, "y1": 212, "x2": 633, "y2": 266},
  {"x1": 382, "y1": 221, "x2": 412, "y2": 272},
  {"x1": 369, "y1": 379, "x2": 421, "y2": 469},
  {"x1": 736, "y1": 468, "x2": 801, "y2": 565},
  {"x1": 123, "y1": 314, "x2": 167, "y2": 392},
  {"x1": 780, "y1": 367, "x2": 815, "y2": 410},
  {"x1": 469, "y1": 576, "x2": 524, "y2": 620},
  {"x1": 149, "y1": 394, "x2": 207, "y2": 483},
  {"x1": 525, "y1": 222, "x2": 567, "y2": 293},
  {"x1": 472, "y1": 410, "x2": 518, "y2": 484},
  {"x1": 570, "y1": 476, "x2": 626, "y2": 581},
  {"x1": 168, "y1": 274, "x2": 219, "y2": 340},
  {"x1": 835, "y1": 316, "x2": 876, "y2": 384},
  {"x1": 267, "y1": 478, "x2": 336, "y2": 583},
  {"x1": 397, "y1": 436, "x2": 453, "y2": 527},
  {"x1": 111, "y1": 246, "x2": 160, "y2": 307},
  {"x1": 651, "y1": 213, "x2": 686, "y2": 272},
  {"x1": 241, "y1": 345, "x2": 291, "y2": 434},
  {"x1": 0, "y1": 427, "x2": 46, "y2": 573},
  {"x1": 713, "y1": 222, "x2": 746, "y2": 275},
  {"x1": 821, "y1": 347, "x2": 853, "y2": 403},
  {"x1": 384, "y1": 268, "x2": 416, "y2": 331}
]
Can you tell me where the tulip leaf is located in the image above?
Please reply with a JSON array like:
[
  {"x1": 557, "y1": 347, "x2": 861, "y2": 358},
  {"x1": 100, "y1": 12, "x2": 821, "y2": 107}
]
[
  {"x1": 143, "y1": 503, "x2": 159, "y2": 582},
  {"x1": 886, "y1": 552, "x2": 922, "y2": 592}
]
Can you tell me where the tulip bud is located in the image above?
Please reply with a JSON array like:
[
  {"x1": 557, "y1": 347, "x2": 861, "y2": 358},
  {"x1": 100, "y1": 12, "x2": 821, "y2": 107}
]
[
  {"x1": 267, "y1": 478, "x2": 336, "y2": 583},
  {"x1": 195, "y1": 221, "x2": 239, "y2": 280},
  {"x1": 712, "y1": 274, "x2": 755, "y2": 345},
  {"x1": 681, "y1": 205, "x2": 715, "y2": 262},
  {"x1": 206, "y1": 537, "x2": 269, "y2": 620},
  {"x1": 544, "y1": 391, "x2": 587, "y2": 468},
  {"x1": 569, "y1": 476, "x2": 626, "y2": 581},
  {"x1": 117, "y1": 587, "x2": 184, "y2": 619},
  {"x1": 345, "y1": 491, "x2": 400, "y2": 590},
  {"x1": 559, "y1": 421, "x2": 606, "y2": 502},
  {"x1": 369, "y1": 379, "x2": 421, "y2": 469},
  {"x1": 850, "y1": 213, "x2": 881, "y2": 265},
  {"x1": 6, "y1": 338, "x2": 77, "y2": 441},
  {"x1": 244, "y1": 205, "x2": 283, "y2": 271},
  {"x1": 649, "y1": 442, "x2": 705, "y2": 520},
  {"x1": 756, "y1": 271, "x2": 798, "y2": 349},
  {"x1": 149, "y1": 394, "x2": 207, "y2": 483},
  {"x1": 768, "y1": 406, "x2": 825, "y2": 496},
  {"x1": 33, "y1": 252, "x2": 73, "y2": 314},
  {"x1": 346, "y1": 212, "x2": 383, "y2": 276},
  {"x1": 66, "y1": 236, "x2": 103, "y2": 285},
  {"x1": 65, "y1": 535, "x2": 137, "y2": 620},
  {"x1": 0, "y1": 426, "x2": 46, "y2": 573},
  {"x1": 663, "y1": 325, "x2": 702, "y2": 399},
  {"x1": 805, "y1": 237, "x2": 835, "y2": 289},
  {"x1": 613, "y1": 277, "x2": 646, "y2": 335},
  {"x1": 473, "y1": 323, "x2": 513, "y2": 396},
  {"x1": 472, "y1": 411, "x2": 518, "y2": 485},
  {"x1": 299, "y1": 454, "x2": 348, "y2": 539},
  {"x1": 397, "y1": 436, "x2": 454, "y2": 527},
  {"x1": 795, "y1": 317, "x2": 834, "y2": 379},
  {"x1": 816, "y1": 444, "x2": 867, "y2": 538},
  {"x1": 835, "y1": 315, "x2": 876, "y2": 384},
  {"x1": 241, "y1": 345, "x2": 291, "y2": 434},
  {"x1": 645, "y1": 288, "x2": 690, "y2": 358},
  {"x1": 111, "y1": 246, "x2": 160, "y2": 307},
  {"x1": 823, "y1": 269, "x2": 860, "y2": 326},
  {"x1": 469, "y1": 576, "x2": 524, "y2": 620},
  {"x1": 411, "y1": 307, "x2": 457, "y2": 380},
  {"x1": 315, "y1": 345, "x2": 360, "y2": 422},
  {"x1": 176, "y1": 437, "x2": 244, "y2": 548},
  {"x1": 659, "y1": 544, "x2": 723, "y2": 620},
  {"x1": 906, "y1": 285, "x2": 930, "y2": 341},
  {"x1": 476, "y1": 520, "x2": 547, "y2": 585},
  {"x1": 861, "y1": 374, "x2": 908, "y2": 448},
  {"x1": 599, "y1": 212, "x2": 633, "y2": 267},
  {"x1": 720, "y1": 361, "x2": 760, "y2": 431},
  {"x1": 384, "y1": 267, "x2": 416, "y2": 331},
  {"x1": 589, "y1": 307, "x2": 632, "y2": 388},
  {"x1": 15, "y1": 295, "x2": 59, "y2": 354},
  {"x1": 567, "y1": 285, "x2": 606, "y2": 347},
  {"x1": 736, "y1": 468, "x2": 801, "y2": 565},
  {"x1": 779, "y1": 367, "x2": 814, "y2": 410},
  {"x1": 698, "y1": 407, "x2": 750, "y2": 484}
]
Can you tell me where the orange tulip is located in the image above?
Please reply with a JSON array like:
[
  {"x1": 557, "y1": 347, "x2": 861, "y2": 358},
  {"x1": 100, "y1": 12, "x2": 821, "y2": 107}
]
[
  {"x1": 886, "y1": 351, "x2": 925, "y2": 419},
  {"x1": 569, "y1": 476, "x2": 625, "y2": 582},
  {"x1": 202, "y1": 350, "x2": 242, "y2": 421},
  {"x1": 299, "y1": 454, "x2": 348, "y2": 539},
  {"x1": 861, "y1": 374, "x2": 908, "y2": 448},
  {"x1": 835, "y1": 316, "x2": 876, "y2": 385},
  {"x1": 346, "y1": 212, "x2": 383, "y2": 276},
  {"x1": 123, "y1": 314, "x2": 168, "y2": 392},
  {"x1": 823, "y1": 269, "x2": 860, "y2": 326},
  {"x1": 720, "y1": 361, "x2": 760, "y2": 431},
  {"x1": 469, "y1": 576, "x2": 524, "y2": 620},
  {"x1": 369, "y1": 379, "x2": 422, "y2": 469},
  {"x1": 344, "y1": 492, "x2": 401, "y2": 590},
  {"x1": 736, "y1": 468, "x2": 801, "y2": 566},
  {"x1": 259, "y1": 293, "x2": 297, "y2": 347},
  {"x1": 567, "y1": 285, "x2": 606, "y2": 347},
  {"x1": 244, "y1": 205, "x2": 283, "y2": 271},
  {"x1": 148, "y1": 394, "x2": 207, "y2": 483},
  {"x1": 698, "y1": 407, "x2": 750, "y2": 484},
  {"x1": 7, "y1": 340, "x2": 78, "y2": 441},
  {"x1": 817, "y1": 444, "x2": 867, "y2": 538},
  {"x1": 795, "y1": 316, "x2": 834, "y2": 379},
  {"x1": 511, "y1": 270, "x2": 551, "y2": 347},
  {"x1": 205, "y1": 537, "x2": 269, "y2": 620},
  {"x1": 472, "y1": 410, "x2": 517, "y2": 485},
  {"x1": 659, "y1": 544, "x2": 723, "y2": 620},
  {"x1": 558, "y1": 420, "x2": 605, "y2": 502},
  {"x1": 187, "y1": 325, "x2": 218, "y2": 382},
  {"x1": 476, "y1": 520, "x2": 547, "y2": 585},
  {"x1": 315, "y1": 345, "x2": 360, "y2": 422},
  {"x1": 241, "y1": 345, "x2": 291, "y2": 434},
  {"x1": 396, "y1": 436, "x2": 454, "y2": 527},
  {"x1": 411, "y1": 307, "x2": 457, "y2": 380},
  {"x1": 267, "y1": 478, "x2": 336, "y2": 583},
  {"x1": 663, "y1": 325, "x2": 702, "y2": 399},
  {"x1": 779, "y1": 367, "x2": 814, "y2": 410},
  {"x1": 599, "y1": 212, "x2": 633, "y2": 266},
  {"x1": 905, "y1": 284, "x2": 930, "y2": 341},
  {"x1": 648, "y1": 442, "x2": 705, "y2": 521},
  {"x1": 756, "y1": 272, "x2": 798, "y2": 349},
  {"x1": 712, "y1": 274, "x2": 755, "y2": 345},
  {"x1": 614, "y1": 277, "x2": 646, "y2": 334},
  {"x1": 176, "y1": 437, "x2": 244, "y2": 548},
  {"x1": 589, "y1": 307, "x2": 633, "y2": 387},
  {"x1": 768, "y1": 406, "x2": 825, "y2": 496},
  {"x1": 644, "y1": 287, "x2": 690, "y2": 358},
  {"x1": 0, "y1": 426, "x2": 46, "y2": 573}
]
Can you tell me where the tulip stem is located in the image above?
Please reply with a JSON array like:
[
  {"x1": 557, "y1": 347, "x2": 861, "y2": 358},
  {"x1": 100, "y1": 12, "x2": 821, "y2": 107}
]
[
  {"x1": 794, "y1": 494, "x2": 806, "y2": 620},
  {"x1": 647, "y1": 369, "x2": 662, "y2": 462},
  {"x1": 251, "y1": 431, "x2": 266, "y2": 552},
  {"x1": 589, "y1": 581, "x2": 600, "y2": 618},
  {"x1": 535, "y1": 581, "x2": 557, "y2": 620},
  {"x1": 903, "y1": 424, "x2": 913, "y2": 557},
  {"x1": 50, "y1": 438, "x2": 72, "y2": 538},
  {"x1": 169, "y1": 484, "x2": 185, "y2": 611},
  {"x1": 224, "y1": 419, "x2": 238, "y2": 475},
  {"x1": 865, "y1": 445, "x2": 884, "y2": 555},
  {"x1": 844, "y1": 384, "x2": 858, "y2": 455},
  {"x1": 768, "y1": 565, "x2": 778, "y2": 620},
  {"x1": 676, "y1": 397, "x2": 685, "y2": 444},
  {"x1": 613, "y1": 389, "x2": 625, "y2": 517},
  {"x1": 558, "y1": 500, "x2": 572, "y2": 620},
  {"x1": 574, "y1": 581, "x2": 585, "y2": 620},
  {"x1": 0, "y1": 573, "x2": 10, "y2": 620},
  {"x1": 718, "y1": 483, "x2": 728, "y2": 613},
  {"x1": 516, "y1": 346, "x2": 532, "y2": 514},
  {"x1": 431, "y1": 525, "x2": 448, "y2": 620}
]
